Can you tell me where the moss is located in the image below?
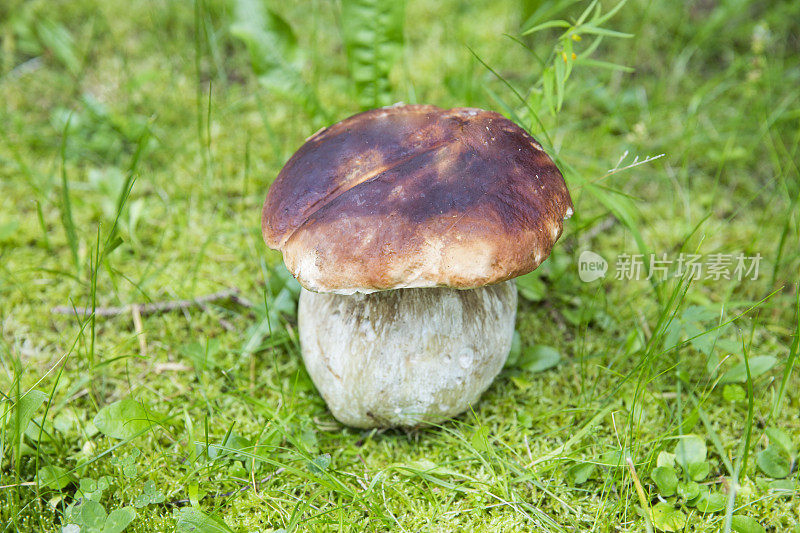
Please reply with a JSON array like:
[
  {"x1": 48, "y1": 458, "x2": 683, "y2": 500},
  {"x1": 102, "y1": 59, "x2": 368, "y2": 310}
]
[{"x1": 1, "y1": 0, "x2": 799, "y2": 530}]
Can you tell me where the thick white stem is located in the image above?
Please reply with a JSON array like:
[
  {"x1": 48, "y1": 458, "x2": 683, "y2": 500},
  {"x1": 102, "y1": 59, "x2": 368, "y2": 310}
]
[{"x1": 298, "y1": 281, "x2": 517, "y2": 428}]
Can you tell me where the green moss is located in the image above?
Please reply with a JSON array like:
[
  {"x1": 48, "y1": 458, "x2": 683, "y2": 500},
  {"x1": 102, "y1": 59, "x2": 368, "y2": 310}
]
[{"x1": 1, "y1": 0, "x2": 799, "y2": 530}]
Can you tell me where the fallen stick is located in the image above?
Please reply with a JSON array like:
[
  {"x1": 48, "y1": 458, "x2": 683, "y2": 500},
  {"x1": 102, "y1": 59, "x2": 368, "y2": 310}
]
[{"x1": 51, "y1": 289, "x2": 254, "y2": 317}]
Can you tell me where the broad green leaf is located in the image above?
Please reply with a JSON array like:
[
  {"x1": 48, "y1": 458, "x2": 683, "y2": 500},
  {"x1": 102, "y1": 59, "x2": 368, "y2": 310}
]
[
  {"x1": 196, "y1": 432, "x2": 253, "y2": 462},
  {"x1": 230, "y1": 0, "x2": 301, "y2": 81},
  {"x1": 181, "y1": 338, "x2": 221, "y2": 372},
  {"x1": 504, "y1": 330, "x2": 523, "y2": 367},
  {"x1": 695, "y1": 491, "x2": 725, "y2": 513},
  {"x1": 586, "y1": 184, "x2": 649, "y2": 265},
  {"x1": 656, "y1": 451, "x2": 675, "y2": 468},
  {"x1": 516, "y1": 272, "x2": 545, "y2": 302},
  {"x1": 562, "y1": 306, "x2": 583, "y2": 327},
  {"x1": 341, "y1": 0, "x2": 406, "y2": 108},
  {"x1": 241, "y1": 270, "x2": 298, "y2": 357},
  {"x1": 37, "y1": 465, "x2": 73, "y2": 490},
  {"x1": 720, "y1": 356, "x2": 777, "y2": 384},
  {"x1": 391, "y1": 459, "x2": 464, "y2": 489},
  {"x1": 756, "y1": 446, "x2": 790, "y2": 478},
  {"x1": 649, "y1": 502, "x2": 686, "y2": 532},
  {"x1": 7, "y1": 390, "x2": 47, "y2": 448},
  {"x1": 566, "y1": 462, "x2": 595, "y2": 485},
  {"x1": 133, "y1": 493, "x2": 150, "y2": 509},
  {"x1": 80, "y1": 478, "x2": 98, "y2": 494},
  {"x1": 271, "y1": 287, "x2": 298, "y2": 318},
  {"x1": 78, "y1": 476, "x2": 111, "y2": 502},
  {"x1": 25, "y1": 415, "x2": 53, "y2": 443},
  {"x1": 470, "y1": 425, "x2": 491, "y2": 453},
  {"x1": 241, "y1": 312, "x2": 274, "y2": 359},
  {"x1": 680, "y1": 411, "x2": 699, "y2": 434},
  {"x1": 519, "y1": 345, "x2": 561, "y2": 373},
  {"x1": 687, "y1": 460, "x2": 710, "y2": 481},
  {"x1": 221, "y1": 433, "x2": 252, "y2": 459},
  {"x1": 684, "y1": 322, "x2": 716, "y2": 355},
  {"x1": 103, "y1": 507, "x2": 136, "y2": 533},
  {"x1": 730, "y1": 515, "x2": 766, "y2": 533},
  {"x1": 680, "y1": 305, "x2": 718, "y2": 323},
  {"x1": 111, "y1": 449, "x2": 141, "y2": 477},
  {"x1": 94, "y1": 398, "x2": 159, "y2": 440},
  {"x1": 677, "y1": 480, "x2": 700, "y2": 500},
  {"x1": 509, "y1": 375, "x2": 533, "y2": 390},
  {"x1": 230, "y1": 0, "x2": 319, "y2": 116},
  {"x1": 662, "y1": 320, "x2": 683, "y2": 352},
  {"x1": 308, "y1": 453, "x2": 332, "y2": 474},
  {"x1": 267, "y1": 263, "x2": 300, "y2": 298},
  {"x1": 598, "y1": 449, "x2": 626, "y2": 468},
  {"x1": 53, "y1": 410, "x2": 78, "y2": 434},
  {"x1": 134, "y1": 480, "x2": 165, "y2": 508},
  {"x1": 767, "y1": 479, "x2": 795, "y2": 494},
  {"x1": 80, "y1": 500, "x2": 107, "y2": 530},
  {"x1": 674, "y1": 434, "x2": 706, "y2": 466},
  {"x1": 765, "y1": 427, "x2": 796, "y2": 457},
  {"x1": 651, "y1": 466, "x2": 678, "y2": 496},
  {"x1": 723, "y1": 384, "x2": 746, "y2": 402}
]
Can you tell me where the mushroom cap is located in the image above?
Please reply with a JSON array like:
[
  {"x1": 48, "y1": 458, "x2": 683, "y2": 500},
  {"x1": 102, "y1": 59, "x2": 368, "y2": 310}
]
[{"x1": 262, "y1": 104, "x2": 573, "y2": 294}]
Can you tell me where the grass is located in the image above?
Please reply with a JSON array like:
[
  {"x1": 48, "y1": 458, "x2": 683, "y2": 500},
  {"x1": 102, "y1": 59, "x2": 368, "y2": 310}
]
[{"x1": 1, "y1": 0, "x2": 799, "y2": 531}]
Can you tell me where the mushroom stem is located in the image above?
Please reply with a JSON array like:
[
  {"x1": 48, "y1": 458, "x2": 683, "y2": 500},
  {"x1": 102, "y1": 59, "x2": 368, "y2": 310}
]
[{"x1": 298, "y1": 280, "x2": 517, "y2": 428}]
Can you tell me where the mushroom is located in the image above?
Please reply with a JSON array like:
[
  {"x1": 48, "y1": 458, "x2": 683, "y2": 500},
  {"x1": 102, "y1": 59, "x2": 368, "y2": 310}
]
[{"x1": 262, "y1": 104, "x2": 572, "y2": 428}]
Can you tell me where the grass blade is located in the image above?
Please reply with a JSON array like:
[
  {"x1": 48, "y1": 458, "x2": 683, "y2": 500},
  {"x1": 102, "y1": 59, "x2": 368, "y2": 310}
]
[
  {"x1": 58, "y1": 113, "x2": 80, "y2": 277},
  {"x1": 771, "y1": 287, "x2": 800, "y2": 420}
]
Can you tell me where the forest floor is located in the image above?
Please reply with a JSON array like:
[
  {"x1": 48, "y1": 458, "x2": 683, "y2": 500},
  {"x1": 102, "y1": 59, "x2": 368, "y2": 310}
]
[{"x1": 1, "y1": 0, "x2": 799, "y2": 531}]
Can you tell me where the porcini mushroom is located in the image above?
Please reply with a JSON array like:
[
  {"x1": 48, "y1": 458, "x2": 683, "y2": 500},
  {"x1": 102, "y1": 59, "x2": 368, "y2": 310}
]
[{"x1": 262, "y1": 104, "x2": 572, "y2": 428}]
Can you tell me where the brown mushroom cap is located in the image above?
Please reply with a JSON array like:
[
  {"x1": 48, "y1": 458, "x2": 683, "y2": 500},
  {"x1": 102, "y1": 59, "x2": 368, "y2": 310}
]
[{"x1": 262, "y1": 104, "x2": 573, "y2": 293}]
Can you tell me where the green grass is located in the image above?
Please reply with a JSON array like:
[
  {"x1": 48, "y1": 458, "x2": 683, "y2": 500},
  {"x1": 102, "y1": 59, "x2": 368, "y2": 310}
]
[{"x1": 1, "y1": 0, "x2": 799, "y2": 531}]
